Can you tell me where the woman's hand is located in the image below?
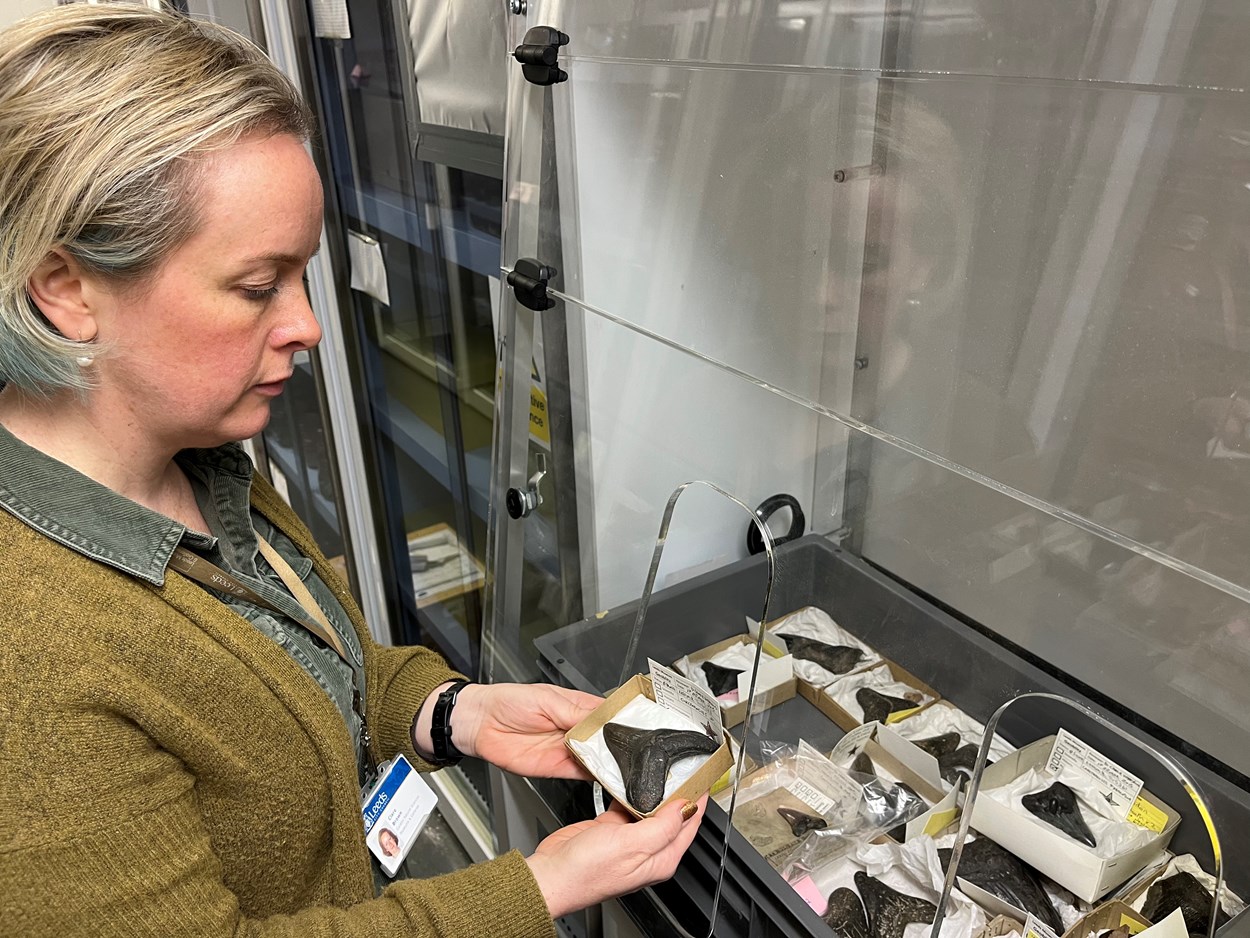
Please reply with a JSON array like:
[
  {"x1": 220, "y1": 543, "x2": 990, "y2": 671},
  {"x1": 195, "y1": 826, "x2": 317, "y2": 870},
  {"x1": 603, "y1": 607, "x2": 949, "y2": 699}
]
[
  {"x1": 525, "y1": 797, "x2": 707, "y2": 919},
  {"x1": 414, "y1": 682, "x2": 603, "y2": 779}
]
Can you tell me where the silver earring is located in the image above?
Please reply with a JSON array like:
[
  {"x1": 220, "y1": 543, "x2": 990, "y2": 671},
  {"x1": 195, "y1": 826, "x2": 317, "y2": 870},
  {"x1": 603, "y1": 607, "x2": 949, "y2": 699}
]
[{"x1": 75, "y1": 351, "x2": 94, "y2": 367}]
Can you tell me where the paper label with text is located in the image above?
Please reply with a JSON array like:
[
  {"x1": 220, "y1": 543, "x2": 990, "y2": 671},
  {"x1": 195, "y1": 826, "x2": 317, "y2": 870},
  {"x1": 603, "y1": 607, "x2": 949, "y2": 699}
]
[
  {"x1": 1126, "y1": 795, "x2": 1170, "y2": 832},
  {"x1": 786, "y1": 779, "x2": 837, "y2": 816},
  {"x1": 648, "y1": 659, "x2": 724, "y2": 740},
  {"x1": 1046, "y1": 729, "x2": 1143, "y2": 820},
  {"x1": 830, "y1": 722, "x2": 878, "y2": 763},
  {"x1": 1023, "y1": 913, "x2": 1063, "y2": 938}
]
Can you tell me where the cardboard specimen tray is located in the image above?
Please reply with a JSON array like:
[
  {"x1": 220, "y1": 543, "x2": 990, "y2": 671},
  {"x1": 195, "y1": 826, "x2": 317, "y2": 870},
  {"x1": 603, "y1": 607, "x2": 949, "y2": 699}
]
[{"x1": 564, "y1": 674, "x2": 734, "y2": 819}]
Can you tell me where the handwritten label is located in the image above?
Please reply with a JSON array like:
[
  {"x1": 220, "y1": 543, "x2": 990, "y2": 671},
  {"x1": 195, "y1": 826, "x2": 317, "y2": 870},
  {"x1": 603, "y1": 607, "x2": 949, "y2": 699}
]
[
  {"x1": 1127, "y1": 795, "x2": 1169, "y2": 833},
  {"x1": 648, "y1": 659, "x2": 724, "y2": 740},
  {"x1": 1120, "y1": 914, "x2": 1147, "y2": 935},
  {"x1": 1023, "y1": 913, "x2": 1063, "y2": 938},
  {"x1": 924, "y1": 806, "x2": 958, "y2": 836},
  {"x1": 1046, "y1": 729, "x2": 1143, "y2": 820}
]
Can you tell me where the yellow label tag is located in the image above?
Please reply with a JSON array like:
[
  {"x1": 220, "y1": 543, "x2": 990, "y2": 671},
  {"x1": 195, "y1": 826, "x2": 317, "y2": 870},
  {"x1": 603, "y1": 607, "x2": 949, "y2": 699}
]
[
  {"x1": 1127, "y1": 796, "x2": 1169, "y2": 833},
  {"x1": 886, "y1": 706, "x2": 922, "y2": 724},
  {"x1": 760, "y1": 636, "x2": 787, "y2": 658},
  {"x1": 710, "y1": 766, "x2": 733, "y2": 795},
  {"x1": 529, "y1": 384, "x2": 550, "y2": 444},
  {"x1": 924, "y1": 807, "x2": 958, "y2": 837},
  {"x1": 1120, "y1": 914, "x2": 1147, "y2": 935}
]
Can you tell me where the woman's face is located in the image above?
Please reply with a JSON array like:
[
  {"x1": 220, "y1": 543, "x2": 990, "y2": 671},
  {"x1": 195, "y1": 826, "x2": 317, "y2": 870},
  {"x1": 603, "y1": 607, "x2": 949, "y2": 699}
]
[
  {"x1": 378, "y1": 829, "x2": 399, "y2": 857},
  {"x1": 87, "y1": 132, "x2": 324, "y2": 450}
]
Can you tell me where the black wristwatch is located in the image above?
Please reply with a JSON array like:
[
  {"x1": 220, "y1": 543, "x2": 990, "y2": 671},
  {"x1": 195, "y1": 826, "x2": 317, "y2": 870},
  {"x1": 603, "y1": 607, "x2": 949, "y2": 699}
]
[{"x1": 427, "y1": 680, "x2": 473, "y2": 766}]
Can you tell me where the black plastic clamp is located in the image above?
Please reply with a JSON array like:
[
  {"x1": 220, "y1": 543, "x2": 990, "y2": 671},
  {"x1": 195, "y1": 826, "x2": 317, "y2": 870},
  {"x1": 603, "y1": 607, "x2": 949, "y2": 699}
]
[
  {"x1": 507, "y1": 258, "x2": 557, "y2": 311},
  {"x1": 513, "y1": 26, "x2": 569, "y2": 86},
  {"x1": 746, "y1": 493, "x2": 806, "y2": 555}
]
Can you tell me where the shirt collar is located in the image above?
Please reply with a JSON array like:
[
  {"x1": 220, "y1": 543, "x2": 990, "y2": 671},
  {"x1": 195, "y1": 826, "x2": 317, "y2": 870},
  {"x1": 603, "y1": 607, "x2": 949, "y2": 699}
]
[{"x1": 0, "y1": 423, "x2": 253, "y2": 586}]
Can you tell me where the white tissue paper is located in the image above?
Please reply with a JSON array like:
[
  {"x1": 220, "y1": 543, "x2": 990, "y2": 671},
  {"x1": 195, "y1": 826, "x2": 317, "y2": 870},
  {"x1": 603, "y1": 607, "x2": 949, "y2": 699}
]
[
  {"x1": 1043, "y1": 878, "x2": 1091, "y2": 932},
  {"x1": 805, "y1": 836, "x2": 987, "y2": 938},
  {"x1": 825, "y1": 665, "x2": 935, "y2": 723},
  {"x1": 676, "y1": 640, "x2": 758, "y2": 703},
  {"x1": 567, "y1": 696, "x2": 717, "y2": 811},
  {"x1": 767, "y1": 607, "x2": 882, "y2": 686},
  {"x1": 1129, "y1": 854, "x2": 1246, "y2": 918},
  {"x1": 893, "y1": 703, "x2": 1015, "y2": 763},
  {"x1": 985, "y1": 765, "x2": 1157, "y2": 859}
]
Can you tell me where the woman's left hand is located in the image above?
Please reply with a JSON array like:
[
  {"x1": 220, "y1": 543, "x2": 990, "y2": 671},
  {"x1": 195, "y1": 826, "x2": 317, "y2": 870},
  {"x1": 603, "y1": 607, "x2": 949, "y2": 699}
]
[{"x1": 449, "y1": 682, "x2": 603, "y2": 779}]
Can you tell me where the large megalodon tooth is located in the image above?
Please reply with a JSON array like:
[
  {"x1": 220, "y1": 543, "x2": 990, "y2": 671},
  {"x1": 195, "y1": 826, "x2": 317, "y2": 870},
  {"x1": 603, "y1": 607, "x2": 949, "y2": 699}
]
[
  {"x1": 826, "y1": 886, "x2": 871, "y2": 938},
  {"x1": 856, "y1": 870, "x2": 937, "y2": 938},
  {"x1": 1022, "y1": 782, "x2": 1097, "y2": 848},
  {"x1": 700, "y1": 660, "x2": 743, "y2": 696},
  {"x1": 602, "y1": 722, "x2": 720, "y2": 813},
  {"x1": 776, "y1": 633, "x2": 865, "y2": 675},
  {"x1": 857, "y1": 687, "x2": 922, "y2": 724},
  {"x1": 940, "y1": 837, "x2": 1063, "y2": 933},
  {"x1": 912, "y1": 733, "x2": 960, "y2": 758},
  {"x1": 777, "y1": 805, "x2": 828, "y2": 837},
  {"x1": 1141, "y1": 871, "x2": 1230, "y2": 937},
  {"x1": 938, "y1": 743, "x2": 982, "y2": 785}
]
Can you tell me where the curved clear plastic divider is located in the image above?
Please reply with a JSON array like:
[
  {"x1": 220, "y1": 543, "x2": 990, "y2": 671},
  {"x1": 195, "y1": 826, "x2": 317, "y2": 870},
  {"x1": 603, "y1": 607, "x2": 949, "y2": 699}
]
[{"x1": 616, "y1": 480, "x2": 780, "y2": 936}]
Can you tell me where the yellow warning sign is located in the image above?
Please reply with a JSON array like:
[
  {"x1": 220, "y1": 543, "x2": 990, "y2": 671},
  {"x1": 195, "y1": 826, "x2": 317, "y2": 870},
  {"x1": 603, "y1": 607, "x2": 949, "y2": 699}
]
[{"x1": 529, "y1": 384, "x2": 550, "y2": 445}]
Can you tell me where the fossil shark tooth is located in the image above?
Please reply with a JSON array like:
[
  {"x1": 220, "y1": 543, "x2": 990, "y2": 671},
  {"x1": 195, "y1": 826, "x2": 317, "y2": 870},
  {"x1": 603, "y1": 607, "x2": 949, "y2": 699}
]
[
  {"x1": 602, "y1": 722, "x2": 720, "y2": 814},
  {"x1": 775, "y1": 633, "x2": 865, "y2": 675},
  {"x1": 1022, "y1": 782, "x2": 1097, "y2": 848},
  {"x1": 850, "y1": 751, "x2": 876, "y2": 778},
  {"x1": 856, "y1": 870, "x2": 937, "y2": 938},
  {"x1": 937, "y1": 744, "x2": 983, "y2": 785},
  {"x1": 700, "y1": 660, "x2": 743, "y2": 696},
  {"x1": 911, "y1": 732, "x2": 960, "y2": 758},
  {"x1": 1141, "y1": 871, "x2": 1230, "y2": 937},
  {"x1": 825, "y1": 886, "x2": 871, "y2": 938},
  {"x1": 941, "y1": 837, "x2": 1063, "y2": 933},
  {"x1": 776, "y1": 805, "x2": 828, "y2": 837},
  {"x1": 856, "y1": 687, "x2": 921, "y2": 724}
]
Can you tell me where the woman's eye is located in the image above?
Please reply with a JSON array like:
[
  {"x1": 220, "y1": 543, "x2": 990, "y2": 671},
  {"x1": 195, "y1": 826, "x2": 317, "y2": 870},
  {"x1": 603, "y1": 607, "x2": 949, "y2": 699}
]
[{"x1": 242, "y1": 284, "x2": 280, "y2": 301}]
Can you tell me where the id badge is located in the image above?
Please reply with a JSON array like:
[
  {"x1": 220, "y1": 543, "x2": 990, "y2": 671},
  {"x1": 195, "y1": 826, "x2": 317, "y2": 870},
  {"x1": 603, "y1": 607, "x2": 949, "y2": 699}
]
[{"x1": 360, "y1": 754, "x2": 438, "y2": 877}]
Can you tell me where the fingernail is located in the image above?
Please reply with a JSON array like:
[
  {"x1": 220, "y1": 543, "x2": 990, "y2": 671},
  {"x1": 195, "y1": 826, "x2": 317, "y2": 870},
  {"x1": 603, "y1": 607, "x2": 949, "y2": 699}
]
[{"x1": 681, "y1": 800, "x2": 698, "y2": 821}]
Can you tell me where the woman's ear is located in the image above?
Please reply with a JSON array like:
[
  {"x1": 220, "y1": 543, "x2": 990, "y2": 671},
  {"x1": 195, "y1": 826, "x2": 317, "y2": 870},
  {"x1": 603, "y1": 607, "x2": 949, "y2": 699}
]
[{"x1": 26, "y1": 249, "x2": 99, "y2": 343}]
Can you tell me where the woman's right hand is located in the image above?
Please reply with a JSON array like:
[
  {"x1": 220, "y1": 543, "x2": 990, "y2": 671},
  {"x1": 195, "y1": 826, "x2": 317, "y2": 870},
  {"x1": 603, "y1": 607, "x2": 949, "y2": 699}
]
[{"x1": 525, "y1": 795, "x2": 708, "y2": 919}]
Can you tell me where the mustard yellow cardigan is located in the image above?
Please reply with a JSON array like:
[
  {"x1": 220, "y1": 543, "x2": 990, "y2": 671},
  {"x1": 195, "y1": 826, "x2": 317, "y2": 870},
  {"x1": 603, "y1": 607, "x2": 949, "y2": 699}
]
[{"x1": 0, "y1": 477, "x2": 556, "y2": 937}]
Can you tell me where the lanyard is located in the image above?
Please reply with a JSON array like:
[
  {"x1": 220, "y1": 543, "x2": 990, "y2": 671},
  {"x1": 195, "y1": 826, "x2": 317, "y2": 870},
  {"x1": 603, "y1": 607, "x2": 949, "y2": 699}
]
[{"x1": 167, "y1": 535, "x2": 374, "y2": 765}]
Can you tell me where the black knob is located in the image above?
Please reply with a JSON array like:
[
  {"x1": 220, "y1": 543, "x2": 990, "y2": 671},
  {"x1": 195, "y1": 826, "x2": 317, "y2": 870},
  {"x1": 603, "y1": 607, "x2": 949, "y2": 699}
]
[{"x1": 505, "y1": 487, "x2": 526, "y2": 519}]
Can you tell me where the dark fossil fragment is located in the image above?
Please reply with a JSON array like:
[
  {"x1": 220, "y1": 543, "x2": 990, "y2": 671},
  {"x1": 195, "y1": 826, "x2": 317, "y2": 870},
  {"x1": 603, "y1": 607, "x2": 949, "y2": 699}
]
[
  {"x1": 1022, "y1": 782, "x2": 1097, "y2": 848},
  {"x1": 700, "y1": 660, "x2": 743, "y2": 696},
  {"x1": 939, "y1": 837, "x2": 1063, "y2": 933},
  {"x1": 777, "y1": 805, "x2": 828, "y2": 837},
  {"x1": 1141, "y1": 872, "x2": 1230, "y2": 937},
  {"x1": 857, "y1": 687, "x2": 922, "y2": 724},
  {"x1": 602, "y1": 722, "x2": 719, "y2": 813},
  {"x1": 776, "y1": 633, "x2": 865, "y2": 675},
  {"x1": 825, "y1": 886, "x2": 871, "y2": 938},
  {"x1": 850, "y1": 751, "x2": 876, "y2": 778},
  {"x1": 856, "y1": 870, "x2": 937, "y2": 938},
  {"x1": 911, "y1": 733, "x2": 961, "y2": 758}
]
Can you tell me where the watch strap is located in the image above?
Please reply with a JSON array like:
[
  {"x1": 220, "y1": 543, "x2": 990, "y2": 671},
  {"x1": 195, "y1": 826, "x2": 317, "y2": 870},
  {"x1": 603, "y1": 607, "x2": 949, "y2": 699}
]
[{"x1": 429, "y1": 680, "x2": 472, "y2": 765}]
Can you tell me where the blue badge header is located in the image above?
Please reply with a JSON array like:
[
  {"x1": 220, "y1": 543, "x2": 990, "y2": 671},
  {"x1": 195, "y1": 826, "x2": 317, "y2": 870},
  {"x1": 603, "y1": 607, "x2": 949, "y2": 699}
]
[{"x1": 362, "y1": 755, "x2": 413, "y2": 833}]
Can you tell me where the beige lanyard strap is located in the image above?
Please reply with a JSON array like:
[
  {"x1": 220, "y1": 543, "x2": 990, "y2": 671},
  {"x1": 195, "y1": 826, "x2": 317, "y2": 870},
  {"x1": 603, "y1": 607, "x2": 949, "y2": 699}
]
[
  {"x1": 253, "y1": 534, "x2": 349, "y2": 663},
  {"x1": 168, "y1": 539, "x2": 349, "y2": 665}
]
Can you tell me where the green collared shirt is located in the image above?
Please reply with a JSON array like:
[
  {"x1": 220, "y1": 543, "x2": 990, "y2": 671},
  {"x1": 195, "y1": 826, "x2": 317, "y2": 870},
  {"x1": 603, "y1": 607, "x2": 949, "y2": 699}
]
[{"x1": 0, "y1": 425, "x2": 367, "y2": 774}]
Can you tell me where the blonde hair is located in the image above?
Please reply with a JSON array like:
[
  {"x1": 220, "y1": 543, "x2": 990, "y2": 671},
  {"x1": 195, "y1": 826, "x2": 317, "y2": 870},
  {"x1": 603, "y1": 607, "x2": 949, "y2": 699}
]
[{"x1": 0, "y1": 3, "x2": 315, "y2": 394}]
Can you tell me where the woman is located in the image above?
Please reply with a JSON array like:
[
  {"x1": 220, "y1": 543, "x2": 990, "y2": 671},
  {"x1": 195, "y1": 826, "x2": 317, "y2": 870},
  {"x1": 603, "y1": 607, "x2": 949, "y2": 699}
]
[{"x1": 0, "y1": 6, "x2": 704, "y2": 936}]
